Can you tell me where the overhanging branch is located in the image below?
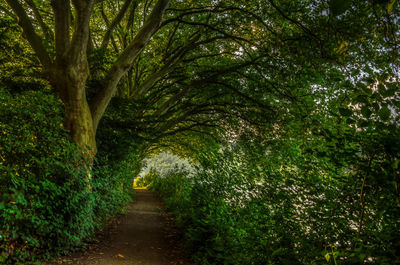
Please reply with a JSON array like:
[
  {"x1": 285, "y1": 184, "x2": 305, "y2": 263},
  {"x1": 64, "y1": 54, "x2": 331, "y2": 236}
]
[
  {"x1": 100, "y1": 0, "x2": 135, "y2": 50},
  {"x1": 5, "y1": 0, "x2": 52, "y2": 69},
  {"x1": 90, "y1": 0, "x2": 171, "y2": 132}
]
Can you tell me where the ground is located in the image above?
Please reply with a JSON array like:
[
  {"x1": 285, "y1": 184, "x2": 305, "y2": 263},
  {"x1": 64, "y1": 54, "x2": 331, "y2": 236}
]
[{"x1": 46, "y1": 189, "x2": 193, "y2": 265}]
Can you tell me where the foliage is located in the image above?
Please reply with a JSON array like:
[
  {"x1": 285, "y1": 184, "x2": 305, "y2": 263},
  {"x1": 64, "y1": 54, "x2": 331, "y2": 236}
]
[
  {"x1": 0, "y1": 15, "x2": 45, "y2": 94},
  {"x1": 134, "y1": 169, "x2": 157, "y2": 188},
  {"x1": 0, "y1": 89, "x2": 133, "y2": 264},
  {"x1": 150, "y1": 127, "x2": 400, "y2": 265},
  {"x1": 1, "y1": 0, "x2": 400, "y2": 263}
]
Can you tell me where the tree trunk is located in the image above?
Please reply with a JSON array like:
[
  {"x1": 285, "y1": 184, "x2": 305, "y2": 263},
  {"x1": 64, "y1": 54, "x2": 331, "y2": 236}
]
[
  {"x1": 51, "y1": 64, "x2": 97, "y2": 157},
  {"x1": 64, "y1": 94, "x2": 97, "y2": 156},
  {"x1": 6, "y1": 0, "x2": 98, "y2": 156}
]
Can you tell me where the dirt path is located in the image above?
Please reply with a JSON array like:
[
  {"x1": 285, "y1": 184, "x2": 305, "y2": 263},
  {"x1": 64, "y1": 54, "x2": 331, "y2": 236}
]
[{"x1": 49, "y1": 189, "x2": 193, "y2": 265}]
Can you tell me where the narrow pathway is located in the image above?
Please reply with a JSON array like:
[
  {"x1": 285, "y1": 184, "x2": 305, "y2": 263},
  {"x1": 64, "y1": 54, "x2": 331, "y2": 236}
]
[{"x1": 50, "y1": 189, "x2": 192, "y2": 265}]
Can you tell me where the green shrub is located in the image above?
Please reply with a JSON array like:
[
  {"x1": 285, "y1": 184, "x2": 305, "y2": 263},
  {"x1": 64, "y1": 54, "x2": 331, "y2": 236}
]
[
  {"x1": 92, "y1": 158, "x2": 135, "y2": 220},
  {"x1": 0, "y1": 89, "x2": 93, "y2": 263},
  {"x1": 134, "y1": 169, "x2": 157, "y2": 188},
  {"x1": 0, "y1": 89, "x2": 134, "y2": 264},
  {"x1": 150, "y1": 143, "x2": 400, "y2": 265}
]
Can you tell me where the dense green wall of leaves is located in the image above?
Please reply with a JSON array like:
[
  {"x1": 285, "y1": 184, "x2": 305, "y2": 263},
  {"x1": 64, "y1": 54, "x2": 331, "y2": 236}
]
[
  {"x1": 150, "y1": 129, "x2": 400, "y2": 264},
  {"x1": 0, "y1": 89, "x2": 135, "y2": 263}
]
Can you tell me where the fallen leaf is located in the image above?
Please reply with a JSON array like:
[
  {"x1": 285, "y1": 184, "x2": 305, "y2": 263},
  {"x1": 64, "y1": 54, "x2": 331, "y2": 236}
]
[{"x1": 116, "y1": 253, "x2": 125, "y2": 258}]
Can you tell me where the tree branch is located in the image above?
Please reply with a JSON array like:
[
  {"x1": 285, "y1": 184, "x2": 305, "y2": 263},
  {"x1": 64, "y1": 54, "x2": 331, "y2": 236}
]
[
  {"x1": 51, "y1": 0, "x2": 71, "y2": 62},
  {"x1": 156, "y1": 121, "x2": 219, "y2": 138},
  {"x1": 122, "y1": 1, "x2": 139, "y2": 46},
  {"x1": 5, "y1": 0, "x2": 52, "y2": 69},
  {"x1": 0, "y1": 5, "x2": 15, "y2": 17},
  {"x1": 68, "y1": 0, "x2": 95, "y2": 65},
  {"x1": 268, "y1": 0, "x2": 318, "y2": 39},
  {"x1": 90, "y1": 0, "x2": 171, "y2": 132},
  {"x1": 210, "y1": 80, "x2": 275, "y2": 112},
  {"x1": 100, "y1": 2, "x2": 119, "y2": 52},
  {"x1": 25, "y1": 0, "x2": 54, "y2": 40},
  {"x1": 155, "y1": 87, "x2": 192, "y2": 117},
  {"x1": 132, "y1": 32, "x2": 201, "y2": 99},
  {"x1": 100, "y1": 0, "x2": 135, "y2": 50},
  {"x1": 161, "y1": 18, "x2": 250, "y2": 44}
]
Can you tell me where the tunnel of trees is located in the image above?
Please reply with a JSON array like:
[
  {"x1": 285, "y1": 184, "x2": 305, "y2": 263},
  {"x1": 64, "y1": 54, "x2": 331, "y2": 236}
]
[{"x1": 0, "y1": 0, "x2": 399, "y2": 264}]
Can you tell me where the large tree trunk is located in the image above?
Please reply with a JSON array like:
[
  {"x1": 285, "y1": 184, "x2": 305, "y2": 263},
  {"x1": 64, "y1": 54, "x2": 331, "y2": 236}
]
[
  {"x1": 64, "y1": 94, "x2": 97, "y2": 155},
  {"x1": 6, "y1": 0, "x2": 170, "y2": 157},
  {"x1": 51, "y1": 63, "x2": 97, "y2": 156}
]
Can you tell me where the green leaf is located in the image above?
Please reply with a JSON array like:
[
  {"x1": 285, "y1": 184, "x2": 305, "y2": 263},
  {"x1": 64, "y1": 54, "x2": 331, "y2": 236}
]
[
  {"x1": 351, "y1": 69, "x2": 360, "y2": 77},
  {"x1": 388, "y1": 0, "x2": 397, "y2": 12},
  {"x1": 359, "y1": 120, "x2": 370, "y2": 128},
  {"x1": 361, "y1": 106, "x2": 372, "y2": 118},
  {"x1": 355, "y1": 95, "x2": 369, "y2": 104},
  {"x1": 339, "y1": 107, "x2": 352, "y2": 117},
  {"x1": 271, "y1": 248, "x2": 285, "y2": 257},
  {"x1": 378, "y1": 106, "x2": 391, "y2": 121},
  {"x1": 329, "y1": 0, "x2": 351, "y2": 16},
  {"x1": 392, "y1": 159, "x2": 399, "y2": 169},
  {"x1": 382, "y1": 87, "x2": 396, "y2": 98},
  {"x1": 325, "y1": 252, "x2": 331, "y2": 262},
  {"x1": 378, "y1": 83, "x2": 386, "y2": 93}
]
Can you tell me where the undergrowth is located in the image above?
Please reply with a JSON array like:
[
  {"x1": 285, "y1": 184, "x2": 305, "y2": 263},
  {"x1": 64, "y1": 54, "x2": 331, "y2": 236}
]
[
  {"x1": 149, "y1": 144, "x2": 400, "y2": 265},
  {"x1": 0, "y1": 89, "x2": 134, "y2": 264}
]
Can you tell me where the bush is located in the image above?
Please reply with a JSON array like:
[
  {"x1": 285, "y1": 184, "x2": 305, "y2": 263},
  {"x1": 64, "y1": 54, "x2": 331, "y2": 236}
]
[
  {"x1": 0, "y1": 89, "x2": 134, "y2": 263},
  {"x1": 150, "y1": 143, "x2": 400, "y2": 265},
  {"x1": 92, "y1": 158, "x2": 135, "y2": 220},
  {"x1": 0, "y1": 89, "x2": 92, "y2": 263}
]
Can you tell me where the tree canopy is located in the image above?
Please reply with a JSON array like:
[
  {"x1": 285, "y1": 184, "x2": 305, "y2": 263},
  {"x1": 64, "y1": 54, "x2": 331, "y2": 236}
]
[
  {"x1": 1, "y1": 0, "x2": 399, "y2": 263},
  {"x1": 1, "y1": 0, "x2": 397, "y2": 155}
]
